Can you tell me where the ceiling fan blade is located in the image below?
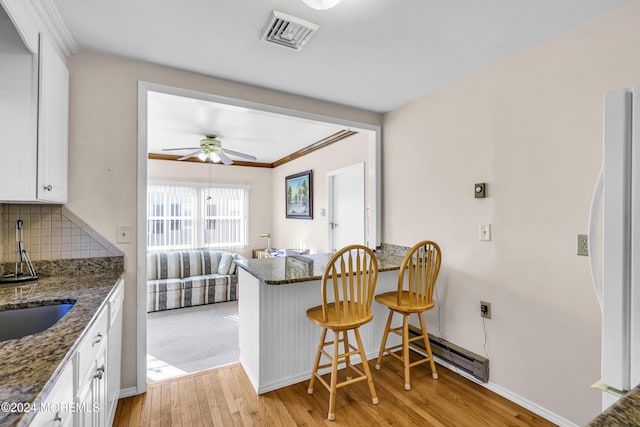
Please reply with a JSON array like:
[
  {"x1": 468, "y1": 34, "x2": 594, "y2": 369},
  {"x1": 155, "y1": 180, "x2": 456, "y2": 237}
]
[
  {"x1": 217, "y1": 151, "x2": 234, "y2": 165},
  {"x1": 223, "y1": 149, "x2": 257, "y2": 161},
  {"x1": 178, "y1": 150, "x2": 203, "y2": 161},
  {"x1": 162, "y1": 147, "x2": 201, "y2": 151}
]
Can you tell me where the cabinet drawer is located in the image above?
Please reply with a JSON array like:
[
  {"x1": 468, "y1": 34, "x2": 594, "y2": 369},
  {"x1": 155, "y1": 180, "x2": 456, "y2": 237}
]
[{"x1": 76, "y1": 306, "x2": 108, "y2": 379}]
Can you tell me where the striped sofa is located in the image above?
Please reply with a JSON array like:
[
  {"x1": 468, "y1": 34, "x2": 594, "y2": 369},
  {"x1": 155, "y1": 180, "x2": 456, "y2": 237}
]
[{"x1": 147, "y1": 250, "x2": 239, "y2": 312}]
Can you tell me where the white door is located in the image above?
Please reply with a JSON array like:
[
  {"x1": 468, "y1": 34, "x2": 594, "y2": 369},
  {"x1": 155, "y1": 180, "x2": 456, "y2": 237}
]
[{"x1": 328, "y1": 163, "x2": 365, "y2": 251}]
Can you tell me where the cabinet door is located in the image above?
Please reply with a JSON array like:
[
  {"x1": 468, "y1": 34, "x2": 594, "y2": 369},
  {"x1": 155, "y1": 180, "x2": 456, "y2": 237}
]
[
  {"x1": 30, "y1": 361, "x2": 74, "y2": 427},
  {"x1": 37, "y1": 33, "x2": 68, "y2": 202},
  {"x1": 94, "y1": 346, "x2": 108, "y2": 427},
  {"x1": 106, "y1": 280, "x2": 124, "y2": 424},
  {"x1": 76, "y1": 344, "x2": 107, "y2": 427},
  {"x1": 0, "y1": 4, "x2": 38, "y2": 201}
]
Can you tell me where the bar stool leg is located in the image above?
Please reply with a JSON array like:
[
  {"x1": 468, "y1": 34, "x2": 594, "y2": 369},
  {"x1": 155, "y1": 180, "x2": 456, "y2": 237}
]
[
  {"x1": 328, "y1": 329, "x2": 340, "y2": 420},
  {"x1": 354, "y1": 328, "x2": 379, "y2": 405},
  {"x1": 418, "y1": 312, "x2": 438, "y2": 379},
  {"x1": 308, "y1": 328, "x2": 327, "y2": 394},
  {"x1": 403, "y1": 314, "x2": 411, "y2": 390},
  {"x1": 375, "y1": 310, "x2": 394, "y2": 370},
  {"x1": 342, "y1": 330, "x2": 352, "y2": 380}
]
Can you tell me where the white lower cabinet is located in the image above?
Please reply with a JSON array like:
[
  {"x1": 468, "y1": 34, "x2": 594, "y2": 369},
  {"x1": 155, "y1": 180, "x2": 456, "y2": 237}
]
[
  {"x1": 29, "y1": 361, "x2": 74, "y2": 427},
  {"x1": 75, "y1": 278, "x2": 123, "y2": 427}
]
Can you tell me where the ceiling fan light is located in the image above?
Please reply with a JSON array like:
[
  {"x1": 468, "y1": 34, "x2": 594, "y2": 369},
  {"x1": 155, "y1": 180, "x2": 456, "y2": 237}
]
[
  {"x1": 198, "y1": 152, "x2": 207, "y2": 161},
  {"x1": 302, "y1": 0, "x2": 340, "y2": 10},
  {"x1": 210, "y1": 152, "x2": 221, "y2": 163}
]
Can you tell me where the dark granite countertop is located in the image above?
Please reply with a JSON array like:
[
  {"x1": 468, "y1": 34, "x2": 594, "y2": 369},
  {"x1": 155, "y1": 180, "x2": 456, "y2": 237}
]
[
  {"x1": 235, "y1": 251, "x2": 405, "y2": 285},
  {"x1": 0, "y1": 258, "x2": 123, "y2": 426},
  {"x1": 588, "y1": 385, "x2": 640, "y2": 426}
]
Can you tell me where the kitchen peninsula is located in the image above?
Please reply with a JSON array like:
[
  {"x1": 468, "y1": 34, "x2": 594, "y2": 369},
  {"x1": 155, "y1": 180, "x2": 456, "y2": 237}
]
[{"x1": 236, "y1": 251, "x2": 405, "y2": 394}]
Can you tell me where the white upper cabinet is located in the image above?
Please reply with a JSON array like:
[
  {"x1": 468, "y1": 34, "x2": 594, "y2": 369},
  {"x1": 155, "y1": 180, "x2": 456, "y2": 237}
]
[{"x1": 0, "y1": 1, "x2": 68, "y2": 203}]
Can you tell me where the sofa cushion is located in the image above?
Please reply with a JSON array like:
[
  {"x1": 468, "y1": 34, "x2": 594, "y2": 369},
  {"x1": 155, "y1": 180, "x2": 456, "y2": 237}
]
[
  {"x1": 147, "y1": 253, "x2": 158, "y2": 280},
  {"x1": 147, "y1": 278, "x2": 183, "y2": 312},
  {"x1": 182, "y1": 274, "x2": 237, "y2": 307},
  {"x1": 157, "y1": 251, "x2": 182, "y2": 279},
  {"x1": 218, "y1": 252, "x2": 236, "y2": 275},
  {"x1": 201, "y1": 251, "x2": 222, "y2": 275},
  {"x1": 179, "y1": 250, "x2": 203, "y2": 278}
]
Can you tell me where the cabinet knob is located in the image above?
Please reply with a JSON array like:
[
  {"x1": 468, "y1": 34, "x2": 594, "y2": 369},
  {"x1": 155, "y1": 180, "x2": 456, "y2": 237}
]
[{"x1": 44, "y1": 185, "x2": 53, "y2": 191}]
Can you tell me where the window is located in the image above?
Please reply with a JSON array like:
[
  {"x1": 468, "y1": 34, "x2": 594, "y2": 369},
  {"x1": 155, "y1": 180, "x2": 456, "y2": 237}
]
[{"x1": 147, "y1": 184, "x2": 248, "y2": 250}]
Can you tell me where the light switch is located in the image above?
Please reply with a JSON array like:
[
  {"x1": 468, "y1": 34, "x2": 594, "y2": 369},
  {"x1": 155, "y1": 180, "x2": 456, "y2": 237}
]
[{"x1": 479, "y1": 224, "x2": 491, "y2": 241}]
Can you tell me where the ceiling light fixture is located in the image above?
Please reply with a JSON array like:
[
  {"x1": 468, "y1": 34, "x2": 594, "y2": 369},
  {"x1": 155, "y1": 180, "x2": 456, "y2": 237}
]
[{"x1": 302, "y1": 0, "x2": 340, "y2": 10}]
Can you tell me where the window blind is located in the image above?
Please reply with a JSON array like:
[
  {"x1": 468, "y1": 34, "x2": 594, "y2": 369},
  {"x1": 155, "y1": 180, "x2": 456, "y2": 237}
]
[{"x1": 147, "y1": 184, "x2": 248, "y2": 250}]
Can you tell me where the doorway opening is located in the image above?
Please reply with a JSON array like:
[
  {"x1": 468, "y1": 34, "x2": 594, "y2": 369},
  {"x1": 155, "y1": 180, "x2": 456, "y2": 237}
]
[{"x1": 136, "y1": 81, "x2": 381, "y2": 392}]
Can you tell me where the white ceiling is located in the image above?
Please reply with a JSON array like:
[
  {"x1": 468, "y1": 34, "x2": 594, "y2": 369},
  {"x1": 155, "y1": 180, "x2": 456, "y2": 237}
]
[
  {"x1": 54, "y1": 0, "x2": 631, "y2": 163},
  {"x1": 147, "y1": 91, "x2": 350, "y2": 164}
]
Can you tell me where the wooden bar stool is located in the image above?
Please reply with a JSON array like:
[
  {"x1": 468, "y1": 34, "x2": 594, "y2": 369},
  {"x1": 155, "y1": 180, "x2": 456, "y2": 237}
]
[
  {"x1": 374, "y1": 240, "x2": 441, "y2": 390},
  {"x1": 306, "y1": 245, "x2": 379, "y2": 421}
]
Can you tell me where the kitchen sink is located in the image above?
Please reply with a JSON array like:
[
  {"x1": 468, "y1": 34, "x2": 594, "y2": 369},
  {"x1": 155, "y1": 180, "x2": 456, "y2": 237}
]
[{"x1": 0, "y1": 299, "x2": 76, "y2": 342}]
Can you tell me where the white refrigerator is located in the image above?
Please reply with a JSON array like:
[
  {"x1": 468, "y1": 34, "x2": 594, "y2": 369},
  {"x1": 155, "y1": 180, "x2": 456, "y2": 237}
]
[{"x1": 588, "y1": 85, "x2": 640, "y2": 409}]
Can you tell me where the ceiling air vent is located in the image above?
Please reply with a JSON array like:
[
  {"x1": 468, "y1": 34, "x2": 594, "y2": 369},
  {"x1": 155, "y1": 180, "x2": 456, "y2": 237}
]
[{"x1": 259, "y1": 10, "x2": 319, "y2": 51}]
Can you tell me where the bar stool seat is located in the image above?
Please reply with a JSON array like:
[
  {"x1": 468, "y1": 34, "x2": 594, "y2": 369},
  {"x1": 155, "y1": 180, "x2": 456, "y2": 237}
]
[
  {"x1": 374, "y1": 292, "x2": 435, "y2": 313},
  {"x1": 306, "y1": 302, "x2": 373, "y2": 329}
]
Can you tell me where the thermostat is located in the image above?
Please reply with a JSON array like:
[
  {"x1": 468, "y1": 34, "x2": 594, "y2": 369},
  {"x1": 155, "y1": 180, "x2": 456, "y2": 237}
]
[{"x1": 474, "y1": 183, "x2": 486, "y2": 198}]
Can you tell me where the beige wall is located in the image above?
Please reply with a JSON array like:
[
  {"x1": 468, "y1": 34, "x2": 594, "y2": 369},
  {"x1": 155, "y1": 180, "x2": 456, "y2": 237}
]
[
  {"x1": 272, "y1": 132, "x2": 369, "y2": 253},
  {"x1": 383, "y1": 1, "x2": 640, "y2": 424},
  {"x1": 66, "y1": 52, "x2": 382, "y2": 391},
  {"x1": 147, "y1": 159, "x2": 272, "y2": 259}
]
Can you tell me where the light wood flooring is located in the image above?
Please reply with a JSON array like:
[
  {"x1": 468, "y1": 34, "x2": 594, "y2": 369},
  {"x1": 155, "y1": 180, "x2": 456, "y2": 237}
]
[{"x1": 113, "y1": 358, "x2": 556, "y2": 427}]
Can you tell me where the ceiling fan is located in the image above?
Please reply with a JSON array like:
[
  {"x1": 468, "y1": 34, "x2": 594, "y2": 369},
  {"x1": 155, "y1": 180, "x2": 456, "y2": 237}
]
[{"x1": 162, "y1": 135, "x2": 257, "y2": 165}]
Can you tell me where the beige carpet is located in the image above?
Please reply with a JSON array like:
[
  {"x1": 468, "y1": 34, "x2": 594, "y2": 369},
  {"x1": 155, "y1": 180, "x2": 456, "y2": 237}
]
[{"x1": 146, "y1": 300, "x2": 239, "y2": 382}]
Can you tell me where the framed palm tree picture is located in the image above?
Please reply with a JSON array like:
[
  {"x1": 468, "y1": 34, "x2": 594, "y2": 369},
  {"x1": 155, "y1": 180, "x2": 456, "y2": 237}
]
[{"x1": 285, "y1": 170, "x2": 313, "y2": 219}]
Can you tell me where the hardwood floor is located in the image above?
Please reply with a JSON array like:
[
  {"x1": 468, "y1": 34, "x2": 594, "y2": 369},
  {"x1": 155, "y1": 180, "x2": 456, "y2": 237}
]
[{"x1": 113, "y1": 358, "x2": 556, "y2": 426}]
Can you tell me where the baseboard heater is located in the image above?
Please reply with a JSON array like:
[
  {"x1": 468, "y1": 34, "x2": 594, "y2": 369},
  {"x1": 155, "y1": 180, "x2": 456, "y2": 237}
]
[{"x1": 408, "y1": 326, "x2": 490, "y2": 383}]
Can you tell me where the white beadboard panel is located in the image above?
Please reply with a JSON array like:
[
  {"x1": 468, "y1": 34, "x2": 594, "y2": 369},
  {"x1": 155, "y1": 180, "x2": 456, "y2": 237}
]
[
  {"x1": 238, "y1": 269, "x2": 261, "y2": 392},
  {"x1": 239, "y1": 269, "x2": 404, "y2": 394}
]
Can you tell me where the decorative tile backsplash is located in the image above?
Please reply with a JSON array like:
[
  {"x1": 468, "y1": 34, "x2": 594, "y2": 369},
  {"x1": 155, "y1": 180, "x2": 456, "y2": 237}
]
[{"x1": 1, "y1": 204, "x2": 123, "y2": 263}]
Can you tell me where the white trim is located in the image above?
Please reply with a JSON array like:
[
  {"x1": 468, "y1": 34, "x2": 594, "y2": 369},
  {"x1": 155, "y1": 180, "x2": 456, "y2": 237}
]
[
  {"x1": 30, "y1": 0, "x2": 80, "y2": 57},
  {"x1": 136, "y1": 81, "x2": 149, "y2": 394},
  {"x1": 136, "y1": 80, "x2": 381, "y2": 396},
  {"x1": 118, "y1": 386, "x2": 139, "y2": 400}
]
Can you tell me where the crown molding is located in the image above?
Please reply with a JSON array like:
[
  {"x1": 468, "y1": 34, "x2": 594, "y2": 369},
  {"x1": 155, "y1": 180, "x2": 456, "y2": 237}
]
[{"x1": 30, "y1": 0, "x2": 79, "y2": 57}]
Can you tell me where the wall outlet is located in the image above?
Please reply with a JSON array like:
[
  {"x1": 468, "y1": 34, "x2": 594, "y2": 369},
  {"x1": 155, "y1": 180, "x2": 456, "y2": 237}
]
[
  {"x1": 577, "y1": 234, "x2": 588, "y2": 256},
  {"x1": 480, "y1": 301, "x2": 492, "y2": 319}
]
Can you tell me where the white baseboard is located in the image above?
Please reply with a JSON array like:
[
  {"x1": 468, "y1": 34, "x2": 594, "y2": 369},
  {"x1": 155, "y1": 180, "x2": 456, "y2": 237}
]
[
  {"x1": 432, "y1": 356, "x2": 579, "y2": 427},
  {"x1": 239, "y1": 356, "x2": 260, "y2": 393},
  {"x1": 119, "y1": 386, "x2": 140, "y2": 399}
]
